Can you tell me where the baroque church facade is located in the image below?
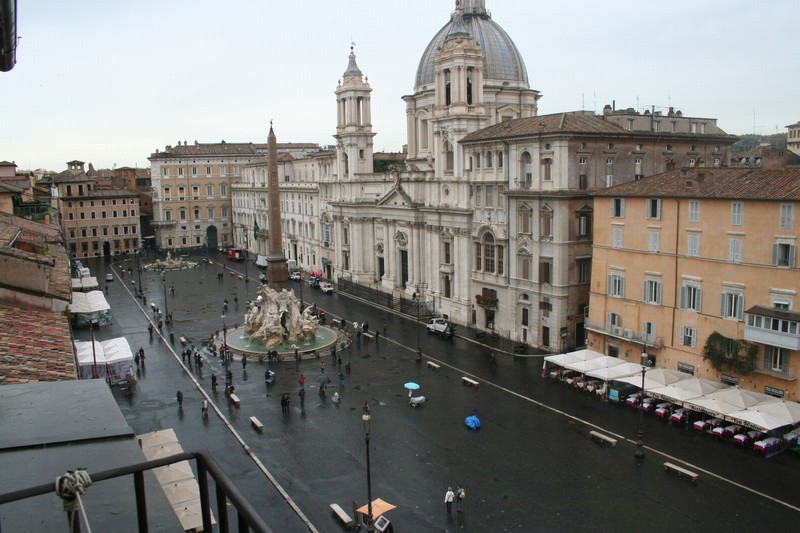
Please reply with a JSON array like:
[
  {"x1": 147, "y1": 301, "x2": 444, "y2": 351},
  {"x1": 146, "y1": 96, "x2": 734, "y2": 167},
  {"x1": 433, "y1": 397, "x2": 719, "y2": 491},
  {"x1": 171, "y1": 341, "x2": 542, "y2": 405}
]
[{"x1": 156, "y1": 0, "x2": 737, "y2": 352}]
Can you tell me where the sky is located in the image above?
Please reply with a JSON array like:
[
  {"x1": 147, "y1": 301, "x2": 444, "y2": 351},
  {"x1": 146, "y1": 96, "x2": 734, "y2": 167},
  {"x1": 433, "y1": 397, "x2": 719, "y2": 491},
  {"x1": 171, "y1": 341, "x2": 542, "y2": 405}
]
[{"x1": 2, "y1": 0, "x2": 798, "y2": 172}]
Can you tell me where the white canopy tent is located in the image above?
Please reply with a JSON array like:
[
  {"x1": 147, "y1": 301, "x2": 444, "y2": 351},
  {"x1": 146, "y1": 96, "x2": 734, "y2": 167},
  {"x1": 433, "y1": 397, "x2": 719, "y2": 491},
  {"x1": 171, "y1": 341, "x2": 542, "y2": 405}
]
[
  {"x1": 71, "y1": 277, "x2": 100, "y2": 292},
  {"x1": 586, "y1": 361, "x2": 645, "y2": 381},
  {"x1": 75, "y1": 337, "x2": 133, "y2": 382},
  {"x1": 727, "y1": 401, "x2": 800, "y2": 432},
  {"x1": 684, "y1": 387, "x2": 780, "y2": 418},
  {"x1": 70, "y1": 290, "x2": 112, "y2": 326},
  {"x1": 543, "y1": 349, "x2": 604, "y2": 369},
  {"x1": 647, "y1": 377, "x2": 729, "y2": 404},
  {"x1": 616, "y1": 368, "x2": 692, "y2": 391}
]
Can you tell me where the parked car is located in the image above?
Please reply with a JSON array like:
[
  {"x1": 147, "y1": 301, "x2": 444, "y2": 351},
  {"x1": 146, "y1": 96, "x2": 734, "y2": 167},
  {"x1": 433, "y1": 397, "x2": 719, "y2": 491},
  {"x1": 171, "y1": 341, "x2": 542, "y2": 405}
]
[
  {"x1": 426, "y1": 318, "x2": 455, "y2": 338},
  {"x1": 320, "y1": 282, "x2": 334, "y2": 294},
  {"x1": 289, "y1": 271, "x2": 301, "y2": 281},
  {"x1": 309, "y1": 276, "x2": 320, "y2": 288},
  {"x1": 105, "y1": 273, "x2": 114, "y2": 282}
]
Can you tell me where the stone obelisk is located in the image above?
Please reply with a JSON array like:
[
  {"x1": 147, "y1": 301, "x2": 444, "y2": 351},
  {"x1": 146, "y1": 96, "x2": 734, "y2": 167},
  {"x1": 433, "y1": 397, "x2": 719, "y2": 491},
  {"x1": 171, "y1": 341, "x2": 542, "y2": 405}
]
[{"x1": 265, "y1": 121, "x2": 288, "y2": 290}]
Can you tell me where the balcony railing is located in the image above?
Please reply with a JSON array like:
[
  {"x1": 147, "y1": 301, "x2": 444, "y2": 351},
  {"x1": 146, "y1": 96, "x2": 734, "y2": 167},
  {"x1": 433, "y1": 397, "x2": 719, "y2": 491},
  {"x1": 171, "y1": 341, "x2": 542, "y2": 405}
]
[{"x1": 0, "y1": 450, "x2": 272, "y2": 533}]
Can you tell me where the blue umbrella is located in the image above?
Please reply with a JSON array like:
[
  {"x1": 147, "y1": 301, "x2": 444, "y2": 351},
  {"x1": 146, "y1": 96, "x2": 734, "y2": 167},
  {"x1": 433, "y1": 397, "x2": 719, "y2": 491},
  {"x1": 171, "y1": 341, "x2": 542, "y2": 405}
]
[
  {"x1": 465, "y1": 415, "x2": 481, "y2": 430},
  {"x1": 404, "y1": 382, "x2": 420, "y2": 391}
]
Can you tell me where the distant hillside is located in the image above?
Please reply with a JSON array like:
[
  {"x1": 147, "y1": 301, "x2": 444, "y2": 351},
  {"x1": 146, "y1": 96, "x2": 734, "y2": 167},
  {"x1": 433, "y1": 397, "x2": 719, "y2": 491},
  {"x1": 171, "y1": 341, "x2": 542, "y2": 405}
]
[{"x1": 730, "y1": 133, "x2": 787, "y2": 154}]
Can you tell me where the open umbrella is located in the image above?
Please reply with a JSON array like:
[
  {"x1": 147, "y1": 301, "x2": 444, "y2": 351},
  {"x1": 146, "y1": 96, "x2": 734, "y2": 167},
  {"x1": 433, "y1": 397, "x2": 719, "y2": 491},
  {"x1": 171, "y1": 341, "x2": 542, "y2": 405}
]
[
  {"x1": 316, "y1": 374, "x2": 331, "y2": 386},
  {"x1": 465, "y1": 415, "x2": 481, "y2": 430},
  {"x1": 356, "y1": 497, "x2": 396, "y2": 519},
  {"x1": 404, "y1": 382, "x2": 420, "y2": 391}
]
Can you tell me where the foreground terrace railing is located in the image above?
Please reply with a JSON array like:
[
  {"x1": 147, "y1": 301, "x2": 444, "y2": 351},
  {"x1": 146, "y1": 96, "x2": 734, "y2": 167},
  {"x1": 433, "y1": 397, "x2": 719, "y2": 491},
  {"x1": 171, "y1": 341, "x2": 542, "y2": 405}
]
[{"x1": 0, "y1": 450, "x2": 272, "y2": 533}]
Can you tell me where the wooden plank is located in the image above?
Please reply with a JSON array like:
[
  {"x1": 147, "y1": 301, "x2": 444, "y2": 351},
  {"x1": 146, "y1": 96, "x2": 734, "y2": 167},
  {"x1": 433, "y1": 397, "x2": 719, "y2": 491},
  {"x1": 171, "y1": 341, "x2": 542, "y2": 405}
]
[
  {"x1": 589, "y1": 430, "x2": 617, "y2": 446},
  {"x1": 250, "y1": 416, "x2": 263, "y2": 432},
  {"x1": 427, "y1": 361, "x2": 441, "y2": 370},
  {"x1": 663, "y1": 462, "x2": 699, "y2": 483},
  {"x1": 330, "y1": 503, "x2": 354, "y2": 526},
  {"x1": 229, "y1": 393, "x2": 240, "y2": 407},
  {"x1": 462, "y1": 376, "x2": 479, "y2": 388}
]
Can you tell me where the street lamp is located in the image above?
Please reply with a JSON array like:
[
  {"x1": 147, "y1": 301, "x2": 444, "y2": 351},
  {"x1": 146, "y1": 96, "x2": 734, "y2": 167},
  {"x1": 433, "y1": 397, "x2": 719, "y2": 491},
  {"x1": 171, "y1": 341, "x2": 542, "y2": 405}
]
[
  {"x1": 362, "y1": 401, "x2": 374, "y2": 532},
  {"x1": 161, "y1": 270, "x2": 169, "y2": 318},
  {"x1": 243, "y1": 230, "x2": 249, "y2": 283},
  {"x1": 299, "y1": 267, "x2": 304, "y2": 308},
  {"x1": 634, "y1": 351, "x2": 648, "y2": 459},
  {"x1": 412, "y1": 293, "x2": 422, "y2": 361},
  {"x1": 90, "y1": 318, "x2": 99, "y2": 379},
  {"x1": 136, "y1": 252, "x2": 143, "y2": 297},
  {"x1": 221, "y1": 312, "x2": 228, "y2": 370}
]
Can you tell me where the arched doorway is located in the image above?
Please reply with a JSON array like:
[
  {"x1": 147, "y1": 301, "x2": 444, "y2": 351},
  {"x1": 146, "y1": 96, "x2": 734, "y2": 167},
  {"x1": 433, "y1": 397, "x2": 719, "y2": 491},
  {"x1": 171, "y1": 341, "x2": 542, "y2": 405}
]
[{"x1": 206, "y1": 226, "x2": 219, "y2": 251}]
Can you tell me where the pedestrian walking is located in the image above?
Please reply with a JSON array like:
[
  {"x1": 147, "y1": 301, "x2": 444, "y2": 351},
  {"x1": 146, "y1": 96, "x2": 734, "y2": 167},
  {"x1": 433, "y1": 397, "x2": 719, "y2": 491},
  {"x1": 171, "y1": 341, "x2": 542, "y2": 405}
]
[
  {"x1": 241, "y1": 354, "x2": 247, "y2": 369},
  {"x1": 383, "y1": 321, "x2": 387, "y2": 336},
  {"x1": 298, "y1": 374, "x2": 305, "y2": 388},
  {"x1": 280, "y1": 394, "x2": 288, "y2": 414},
  {"x1": 211, "y1": 373, "x2": 218, "y2": 392},
  {"x1": 345, "y1": 361, "x2": 351, "y2": 374},
  {"x1": 176, "y1": 390, "x2": 183, "y2": 408},
  {"x1": 202, "y1": 399, "x2": 208, "y2": 417},
  {"x1": 320, "y1": 360, "x2": 325, "y2": 373},
  {"x1": 139, "y1": 348, "x2": 145, "y2": 364},
  {"x1": 489, "y1": 352, "x2": 498, "y2": 370},
  {"x1": 134, "y1": 352, "x2": 140, "y2": 367},
  {"x1": 158, "y1": 319, "x2": 163, "y2": 331},
  {"x1": 148, "y1": 322, "x2": 154, "y2": 337},
  {"x1": 298, "y1": 388, "x2": 306, "y2": 411},
  {"x1": 444, "y1": 487, "x2": 455, "y2": 514},
  {"x1": 337, "y1": 356, "x2": 342, "y2": 370},
  {"x1": 455, "y1": 485, "x2": 465, "y2": 512}
]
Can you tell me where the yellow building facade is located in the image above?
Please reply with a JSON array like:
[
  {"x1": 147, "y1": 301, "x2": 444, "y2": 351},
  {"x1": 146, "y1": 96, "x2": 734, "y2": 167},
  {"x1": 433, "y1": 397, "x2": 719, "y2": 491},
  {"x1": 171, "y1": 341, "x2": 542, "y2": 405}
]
[{"x1": 588, "y1": 167, "x2": 800, "y2": 400}]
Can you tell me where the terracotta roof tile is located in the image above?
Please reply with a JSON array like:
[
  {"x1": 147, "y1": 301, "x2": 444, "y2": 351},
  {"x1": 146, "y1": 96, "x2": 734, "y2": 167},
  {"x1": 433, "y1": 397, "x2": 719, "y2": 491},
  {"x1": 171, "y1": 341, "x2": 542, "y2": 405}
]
[
  {"x1": 595, "y1": 167, "x2": 800, "y2": 200},
  {"x1": 0, "y1": 304, "x2": 76, "y2": 385}
]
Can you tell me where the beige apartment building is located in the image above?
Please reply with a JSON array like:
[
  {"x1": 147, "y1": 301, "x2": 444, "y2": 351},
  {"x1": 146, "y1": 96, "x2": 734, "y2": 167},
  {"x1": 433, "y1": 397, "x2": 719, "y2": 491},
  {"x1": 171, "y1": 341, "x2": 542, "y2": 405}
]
[
  {"x1": 787, "y1": 120, "x2": 800, "y2": 157},
  {"x1": 588, "y1": 167, "x2": 800, "y2": 401},
  {"x1": 149, "y1": 141, "x2": 320, "y2": 253},
  {"x1": 51, "y1": 161, "x2": 141, "y2": 258}
]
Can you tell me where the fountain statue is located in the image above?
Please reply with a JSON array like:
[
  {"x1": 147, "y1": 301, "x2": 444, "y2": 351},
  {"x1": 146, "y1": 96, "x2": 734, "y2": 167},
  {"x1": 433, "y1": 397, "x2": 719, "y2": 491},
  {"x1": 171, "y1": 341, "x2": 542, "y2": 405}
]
[
  {"x1": 244, "y1": 284, "x2": 318, "y2": 347},
  {"x1": 143, "y1": 251, "x2": 199, "y2": 271}
]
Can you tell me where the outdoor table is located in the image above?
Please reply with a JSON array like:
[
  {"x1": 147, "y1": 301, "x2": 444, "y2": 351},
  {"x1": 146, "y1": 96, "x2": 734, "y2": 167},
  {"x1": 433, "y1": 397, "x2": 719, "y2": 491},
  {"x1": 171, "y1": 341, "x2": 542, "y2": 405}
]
[
  {"x1": 693, "y1": 419, "x2": 710, "y2": 432},
  {"x1": 626, "y1": 394, "x2": 641, "y2": 407},
  {"x1": 713, "y1": 424, "x2": 739, "y2": 439},
  {"x1": 670, "y1": 408, "x2": 687, "y2": 424},
  {"x1": 734, "y1": 431, "x2": 758, "y2": 447},
  {"x1": 754, "y1": 436, "x2": 782, "y2": 454},
  {"x1": 655, "y1": 404, "x2": 672, "y2": 419}
]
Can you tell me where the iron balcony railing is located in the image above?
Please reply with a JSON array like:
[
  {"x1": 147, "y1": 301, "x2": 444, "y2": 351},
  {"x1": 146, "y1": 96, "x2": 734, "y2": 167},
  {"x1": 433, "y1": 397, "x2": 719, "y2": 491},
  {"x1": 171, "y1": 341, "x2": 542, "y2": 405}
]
[{"x1": 0, "y1": 449, "x2": 272, "y2": 533}]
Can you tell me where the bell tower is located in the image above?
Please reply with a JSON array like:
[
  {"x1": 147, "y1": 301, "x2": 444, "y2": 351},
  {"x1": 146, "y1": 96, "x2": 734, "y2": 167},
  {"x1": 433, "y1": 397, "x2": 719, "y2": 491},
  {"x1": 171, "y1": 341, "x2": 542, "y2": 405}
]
[{"x1": 334, "y1": 46, "x2": 375, "y2": 179}]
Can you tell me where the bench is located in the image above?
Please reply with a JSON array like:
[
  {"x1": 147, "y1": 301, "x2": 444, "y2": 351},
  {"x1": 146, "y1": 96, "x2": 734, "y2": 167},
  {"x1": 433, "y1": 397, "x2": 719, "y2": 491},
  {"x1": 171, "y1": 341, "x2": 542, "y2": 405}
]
[
  {"x1": 462, "y1": 376, "x2": 479, "y2": 388},
  {"x1": 250, "y1": 416, "x2": 263, "y2": 432},
  {"x1": 229, "y1": 393, "x2": 240, "y2": 407},
  {"x1": 663, "y1": 462, "x2": 699, "y2": 483},
  {"x1": 589, "y1": 430, "x2": 617, "y2": 447},
  {"x1": 331, "y1": 319, "x2": 342, "y2": 328},
  {"x1": 427, "y1": 361, "x2": 441, "y2": 371},
  {"x1": 330, "y1": 503, "x2": 353, "y2": 527},
  {"x1": 362, "y1": 331, "x2": 375, "y2": 340}
]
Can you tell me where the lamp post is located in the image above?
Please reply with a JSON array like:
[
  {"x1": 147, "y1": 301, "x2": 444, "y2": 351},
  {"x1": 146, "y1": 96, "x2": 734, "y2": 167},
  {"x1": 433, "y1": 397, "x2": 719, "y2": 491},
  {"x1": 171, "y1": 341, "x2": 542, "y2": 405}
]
[
  {"x1": 221, "y1": 312, "x2": 228, "y2": 370},
  {"x1": 90, "y1": 318, "x2": 99, "y2": 379},
  {"x1": 299, "y1": 266, "x2": 304, "y2": 308},
  {"x1": 243, "y1": 230, "x2": 249, "y2": 283},
  {"x1": 161, "y1": 270, "x2": 169, "y2": 318},
  {"x1": 136, "y1": 252, "x2": 143, "y2": 297},
  {"x1": 634, "y1": 351, "x2": 648, "y2": 459},
  {"x1": 412, "y1": 293, "x2": 422, "y2": 361},
  {"x1": 362, "y1": 401, "x2": 374, "y2": 532}
]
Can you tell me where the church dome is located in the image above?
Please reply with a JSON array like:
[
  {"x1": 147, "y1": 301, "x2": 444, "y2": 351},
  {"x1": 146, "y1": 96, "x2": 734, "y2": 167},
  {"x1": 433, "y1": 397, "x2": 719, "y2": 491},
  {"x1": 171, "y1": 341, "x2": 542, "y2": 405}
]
[{"x1": 415, "y1": 3, "x2": 528, "y2": 88}]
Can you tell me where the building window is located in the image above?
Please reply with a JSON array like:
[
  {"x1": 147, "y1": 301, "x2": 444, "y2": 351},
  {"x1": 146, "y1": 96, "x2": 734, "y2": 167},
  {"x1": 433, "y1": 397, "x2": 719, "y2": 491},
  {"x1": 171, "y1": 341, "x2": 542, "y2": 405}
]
[
  {"x1": 578, "y1": 259, "x2": 591, "y2": 283},
  {"x1": 681, "y1": 284, "x2": 702, "y2": 312},
  {"x1": 648, "y1": 230, "x2": 660, "y2": 253},
  {"x1": 207, "y1": 207, "x2": 214, "y2": 219},
  {"x1": 206, "y1": 184, "x2": 213, "y2": 196},
  {"x1": 579, "y1": 174, "x2": 588, "y2": 190},
  {"x1": 689, "y1": 200, "x2": 700, "y2": 223},
  {"x1": 766, "y1": 346, "x2": 788, "y2": 373},
  {"x1": 193, "y1": 207, "x2": 200, "y2": 220},
  {"x1": 220, "y1": 185, "x2": 227, "y2": 196},
  {"x1": 486, "y1": 185, "x2": 494, "y2": 206},
  {"x1": 579, "y1": 157, "x2": 587, "y2": 165},
  {"x1": 483, "y1": 234, "x2": 495, "y2": 273},
  {"x1": 539, "y1": 259, "x2": 552, "y2": 284},
  {"x1": 498, "y1": 151, "x2": 504, "y2": 168},
  {"x1": 680, "y1": 326, "x2": 697, "y2": 347},
  {"x1": 540, "y1": 205, "x2": 553, "y2": 239},
  {"x1": 486, "y1": 151, "x2": 493, "y2": 168},
  {"x1": 772, "y1": 242, "x2": 796, "y2": 267},
  {"x1": 644, "y1": 278, "x2": 662, "y2": 305},
  {"x1": 475, "y1": 186, "x2": 482, "y2": 207},
  {"x1": 542, "y1": 158, "x2": 552, "y2": 181},
  {"x1": 780, "y1": 204, "x2": 794, "y2": 229},
  {"x1": 221, "y1": 206, "x2": 228, "y2": 218},
  {"x1": 178, "y1": 167, "x2": 183, "y2": 176},
  {"x1": 519, "y1": 205, "x2": 532, "y2": 234},
  {"x1": 206, "y1": 166, "x2": 212, "y2": 176},
  {"x1": 577, "y1": 210, "x2": 592, "y2": 238},
  {"x1": 642, "y1": 321, "x2": 657, "y2": 343},
  {"x1": 612, "y1": 227, "x2": 623, "y2": 249},
  {"x1": 646, "y1": 198, "x2": 661, "y2": 220},
  {"x1": 731, "y1": 202, "x2": 743, "y2": 226},
  {"x1": 728, "y1": 237, "x2": 743, "y2": 263},
  {"x1": 608, "y1": 273, "x2": 625, "y2": 297},
  {"x1": 611, "y1": 198, "x2": 625, "y2": 218},
  {"x1": 687, "y1": 233, "x2": 700, "y2": 257},
  {"x1": 721, "y1": 290, "x2": 744, "y2": 320},
  {"x1": 192, "y1": 166, "x2": 197, "y2": 176},
  {"x1": 519, "y1": 253, "x2": 531, "y2": 280}
]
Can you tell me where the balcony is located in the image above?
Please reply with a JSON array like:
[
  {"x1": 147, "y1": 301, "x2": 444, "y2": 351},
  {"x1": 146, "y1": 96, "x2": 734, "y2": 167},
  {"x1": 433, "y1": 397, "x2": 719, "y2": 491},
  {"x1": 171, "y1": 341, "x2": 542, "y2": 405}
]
[
  {"x1": 0, "y1": 450, "x2": 270, "y2": 532},
  {"x1": 584, "y1": 318, "x2": 655, "y2": 346},
  {"x1": 745, "y1": 306, "x2": 800, "y2": 351},
  {"x1": 753, "y1": 361, "x2": 796, "y2": 381}
]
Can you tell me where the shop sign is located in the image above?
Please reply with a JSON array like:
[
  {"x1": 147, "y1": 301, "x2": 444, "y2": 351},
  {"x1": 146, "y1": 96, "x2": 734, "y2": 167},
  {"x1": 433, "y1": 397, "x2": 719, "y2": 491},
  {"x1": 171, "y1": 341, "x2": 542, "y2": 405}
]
[
  {"x1": 764, "y1": 385, "x2": 784, "y2": 398},
  {"x1": 720, "y1": 374, "x2": 740, "y2": 386}
]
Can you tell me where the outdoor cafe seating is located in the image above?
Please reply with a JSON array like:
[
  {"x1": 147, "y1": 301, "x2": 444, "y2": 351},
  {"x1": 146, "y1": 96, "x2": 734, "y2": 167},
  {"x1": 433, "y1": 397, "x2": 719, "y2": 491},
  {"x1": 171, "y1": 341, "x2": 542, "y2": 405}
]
[
  {"x1": 693, "y1": 418, "x2": 722, "y2": 432},
  {"x1": 655, "y1": 403, "x2": 674, "y2": 419},
  {"x1": 712, "y1": 424, "x2": 741, "y2": 440},
  {"x1": 733, "y1": 430, "x2": 761, "y2": 447},
  {"x1": 669, "y1": 408, "x2": 688, "y2": 425}
]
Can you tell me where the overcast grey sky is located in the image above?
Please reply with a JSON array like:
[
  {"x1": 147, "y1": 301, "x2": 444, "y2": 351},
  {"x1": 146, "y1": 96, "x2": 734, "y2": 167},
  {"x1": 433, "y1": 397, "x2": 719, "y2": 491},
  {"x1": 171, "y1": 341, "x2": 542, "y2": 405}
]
[{"x1": 3, "y1": 0, "x2": 797, "y2": 172}]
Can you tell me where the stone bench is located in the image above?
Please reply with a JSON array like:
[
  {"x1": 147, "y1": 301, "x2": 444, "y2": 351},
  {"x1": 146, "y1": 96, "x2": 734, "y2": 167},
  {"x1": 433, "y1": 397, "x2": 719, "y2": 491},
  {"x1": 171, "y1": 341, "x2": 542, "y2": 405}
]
[
  {"x1": 462, "y1": 376, "x2": 479, "y2": 388},
  {"x1": 250, "y1": 416, "x2": 263, "y2": 432},
  {"x1": 229, "y1": 393, "x2": 240, "y2": 407},
  {"x1": 330, "y1": 503, "x2": 353, "y2": 527},
  {"x1": 663, "y1": 462, "x2": 699, "y2": 484},
  {"x1": 362, "y1": 331, "x2": 375, "y2": 340},
  {"x1": 426, "y1": 361, "x2": 441, "y2": 371},
  {"x1": 589, "y1": 430, "x2": 617, "y2": 446}
]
